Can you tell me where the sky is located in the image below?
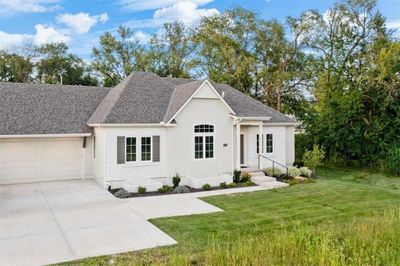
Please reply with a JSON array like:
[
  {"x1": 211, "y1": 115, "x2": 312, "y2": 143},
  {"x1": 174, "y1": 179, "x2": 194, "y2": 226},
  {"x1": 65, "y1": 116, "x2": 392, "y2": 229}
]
[{"x1": 0, "y1": 0, "x2": 399, "y2": 59}]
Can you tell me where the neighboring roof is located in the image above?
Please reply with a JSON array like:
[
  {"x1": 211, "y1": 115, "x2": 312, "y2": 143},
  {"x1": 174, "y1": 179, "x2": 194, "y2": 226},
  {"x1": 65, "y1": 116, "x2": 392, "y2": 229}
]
[
  {"x1": 89, "y1": 72, "x2": 296, "y2": 124},
  {"x1": 0, "y1": 83, "x2": 109, "y2": 135}
]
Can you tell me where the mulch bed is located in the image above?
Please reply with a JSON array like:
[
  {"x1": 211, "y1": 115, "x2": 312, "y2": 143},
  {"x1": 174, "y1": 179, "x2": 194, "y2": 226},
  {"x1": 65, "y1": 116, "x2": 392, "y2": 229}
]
[{"x1": 109, "y1": 183, "x2": 257, "y2": 199}]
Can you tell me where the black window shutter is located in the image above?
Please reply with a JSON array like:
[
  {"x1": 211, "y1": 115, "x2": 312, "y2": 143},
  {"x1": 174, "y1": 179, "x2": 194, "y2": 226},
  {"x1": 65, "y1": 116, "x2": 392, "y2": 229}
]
[
  {"x1": 117, "y1": 136, "x2": 125, "y2": 164},
  {"x1": 152, "y1": 136, "x2": 160, "y2": 162}
]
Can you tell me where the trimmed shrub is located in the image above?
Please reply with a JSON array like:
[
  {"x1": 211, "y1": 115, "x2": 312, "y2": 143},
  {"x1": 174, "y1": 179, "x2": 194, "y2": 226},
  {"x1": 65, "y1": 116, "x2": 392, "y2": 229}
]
[
  {"x1": 157, "y1": 185, "x2": 173, "y2": 193},
  {"x1": 202, "y1": 184, "x2": 212, "y2": 191},
  {"x1": 138, "y1": 186, "x2": 147, "y2": 194},
  {"x1": 287, "y1": 179, "x2": 300, "y2": 186},
  {"x1": 114, "y1": 188, "x2": 130, "y2": 198},
  {"x1": 288, "y1": 167, "x2": 301, "y2": 178},
  {"x1": 386, "y1": 147, "x2": 400, "y2": 176},
  {"x1": 264, "y1": 167, "x2": 282, "y2": 177},
  {"x1": 172, "y1": 173, "x2": 181, "y2": 188},
  {"x1": 233, "y1": 169, "x2": 241, "y2": 183},
  {"x1": 220, "y1": 182, "x2": 227, "y2": 189},
  {"x1": 242, "y1": 181, "x2": 253, "y2": 187},
  {"x1": 299, "y1": 167, "x2": 312, "y2": 177},
  {"x1": 173, "y1": 185, "x2": 190, "y2": 193},
  {"x1": 228, "y1": 182, "x2": 238, "y2": 188},
  {"x1": 240, "y1": 172, "x2": 252, "y2": 183}
]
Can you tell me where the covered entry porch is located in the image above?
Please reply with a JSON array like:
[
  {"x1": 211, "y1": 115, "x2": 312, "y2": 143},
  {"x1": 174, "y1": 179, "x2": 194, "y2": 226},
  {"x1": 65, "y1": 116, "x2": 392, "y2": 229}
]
[{"x1": 233, "y1": 117, "x2": 294, "y2": 172}]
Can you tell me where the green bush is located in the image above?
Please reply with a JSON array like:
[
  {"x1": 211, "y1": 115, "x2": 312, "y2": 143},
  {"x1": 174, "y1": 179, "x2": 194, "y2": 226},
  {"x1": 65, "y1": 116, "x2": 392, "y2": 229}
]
[
  {"x1": 138, "y1": 186, "x2": 147, "y2": 194},
  {"x1": 202, "y1": 184, "x2": 212, "y2": 191},
  {"x1": 228, "y1": 182, "x2": 238, "y2": 188},
  {"x1": 264, "y1": 167, "x2": 281, "y2": 177},
  {"x1": 157, "y1": 185, "x2": 173, "y2": 193},
  {"x1": 386, "y1": 147, "x2": 400, "y2": 176},
  {"x1": 233, "y1": 169, "x2": 241, "y2": 183},
  {"x1": 299, "y1": 167, "x2": 312, "y2": 177},
  {"x1": 240, "y1": 172, "x2": 252, "y2": 182},
  {"x1": 304, "y1": 145, "x2": 325, "y2": 177},
  {"x1": 242, "y1": 181, "x2": 253, "y2": 187},
  {"x1": 288, "y1": 167, "x2": 301, "y2": 178},
  {"x1": 172, "y1": 173, "x2": 181, "y2": 187},
  {"x1": 220, "y1": 182, "x2": 227, "y2": 189},
  {"x1": 287, "y1": 179, "x2": 300, "y2": 186}
]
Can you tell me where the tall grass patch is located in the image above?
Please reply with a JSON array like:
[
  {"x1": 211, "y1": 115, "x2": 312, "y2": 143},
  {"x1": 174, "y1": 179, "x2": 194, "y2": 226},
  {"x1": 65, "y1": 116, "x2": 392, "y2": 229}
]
[{"x1": 204, "y1": 209, "x2": 400, "y2": 266}]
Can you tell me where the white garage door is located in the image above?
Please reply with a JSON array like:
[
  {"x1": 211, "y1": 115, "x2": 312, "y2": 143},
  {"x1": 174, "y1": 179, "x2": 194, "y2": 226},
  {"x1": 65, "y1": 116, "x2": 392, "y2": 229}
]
[{"x1": 0, "y1": 138, "x2": 82, "y2": 184}]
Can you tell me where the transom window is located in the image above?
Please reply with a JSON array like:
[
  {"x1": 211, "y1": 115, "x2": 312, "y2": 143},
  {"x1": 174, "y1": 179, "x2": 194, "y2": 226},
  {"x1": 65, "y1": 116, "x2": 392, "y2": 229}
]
[
  {"x1": 194, "y1": 124, "x2": 214, "y2": 133},
  {"x1": 266, "y1": 134, "x2": 273, "y2": 153},
  {"x1": 141, "y1": 137, "x2": 152, "y2": 161},
  {"x1": 194, "y1": 124, "x2": 214, "y2": 159},
  {"x1": 126, "y1": 137, "x2": 137, "y2": 162}
]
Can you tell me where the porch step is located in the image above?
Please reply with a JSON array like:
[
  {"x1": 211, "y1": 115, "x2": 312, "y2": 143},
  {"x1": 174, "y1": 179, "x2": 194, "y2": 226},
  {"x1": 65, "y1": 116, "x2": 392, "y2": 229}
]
[{"x1": 251, "y1": 175, "x2": 276, "y2": 185}]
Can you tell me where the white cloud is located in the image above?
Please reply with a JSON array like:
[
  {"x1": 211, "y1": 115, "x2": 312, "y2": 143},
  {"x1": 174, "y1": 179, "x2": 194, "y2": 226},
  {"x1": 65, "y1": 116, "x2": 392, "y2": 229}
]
[
  {"x1": 119, "y1": 0, "x2": 212, "y2": 11},
  {"x1": 134, "y1": 30, "x2": 151, "y2": 44},
  {"x1": 0, "y1": 31, "x2": 32, "y2": 50},
  {"x1": 127, "y1": 1, "x2": 219, "y2": 29},
  {"x1": 0, "y1": 0, "x2": 60, "y2": 14},
  {"x1": 57, "y1": 12, "x2": 109, "y2": 34},
  {"x1": 387, "y1": 19, "x2": 400, "y2": 29},
  {"x1": 33, "y1": 24, "x2": 70, "y2": 45}
]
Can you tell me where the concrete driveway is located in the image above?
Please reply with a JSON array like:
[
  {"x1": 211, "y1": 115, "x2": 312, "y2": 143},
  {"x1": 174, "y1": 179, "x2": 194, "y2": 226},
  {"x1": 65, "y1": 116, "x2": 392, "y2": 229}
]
[{"x1": 0, "y1": 180, "x2": 177, "y2": 266}]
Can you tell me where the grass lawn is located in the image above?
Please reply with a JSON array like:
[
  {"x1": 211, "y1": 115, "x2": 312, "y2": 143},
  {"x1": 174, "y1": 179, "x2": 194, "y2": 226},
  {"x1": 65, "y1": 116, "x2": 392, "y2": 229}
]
[{"x1": 64, "y1": 165, "x2": 400, "y2": 265}]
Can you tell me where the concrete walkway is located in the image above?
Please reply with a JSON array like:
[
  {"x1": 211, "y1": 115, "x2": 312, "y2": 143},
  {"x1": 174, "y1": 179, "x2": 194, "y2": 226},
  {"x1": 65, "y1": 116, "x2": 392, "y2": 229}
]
[{"x1": 0, "y1": 179, "x2": 287, "y2": 265}]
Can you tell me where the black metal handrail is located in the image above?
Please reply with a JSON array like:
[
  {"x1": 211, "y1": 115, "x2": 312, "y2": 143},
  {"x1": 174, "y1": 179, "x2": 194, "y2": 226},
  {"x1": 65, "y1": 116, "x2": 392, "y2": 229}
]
[{"x1": 258, "y1": 154, "x2": 289, "y2": 178}]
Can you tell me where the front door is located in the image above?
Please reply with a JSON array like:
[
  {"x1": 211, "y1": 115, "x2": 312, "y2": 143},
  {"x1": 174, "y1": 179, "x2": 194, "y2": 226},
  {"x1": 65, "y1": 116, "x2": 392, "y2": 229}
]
[{"x1": 240, "y1": 134, "x2": 244, "y2": 165}]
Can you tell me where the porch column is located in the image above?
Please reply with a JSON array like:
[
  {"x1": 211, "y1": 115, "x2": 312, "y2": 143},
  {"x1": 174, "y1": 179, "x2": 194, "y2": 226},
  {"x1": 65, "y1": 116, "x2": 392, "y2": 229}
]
[
  {"x1": 236, "y1": 123, "x2": 241, "y2": 169},
  {"x1": 258, "y1": 124, "x2": 263, "y2": 154}
]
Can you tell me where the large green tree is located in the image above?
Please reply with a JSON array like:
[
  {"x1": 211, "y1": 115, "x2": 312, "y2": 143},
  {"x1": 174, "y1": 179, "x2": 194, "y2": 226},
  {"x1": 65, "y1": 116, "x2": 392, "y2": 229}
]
[
  {"x1": 92, "y1": 26, "x2": 148, "y2": 87},
  {"x1": 36, "y1": 43, "x2": 98, "y2": 86},
  {"x1": 0, "y1": 48, "x2": 34, "y2": 82},
  {"x1": 148, "y1": 22, "x2": 198, "y2": 78}
]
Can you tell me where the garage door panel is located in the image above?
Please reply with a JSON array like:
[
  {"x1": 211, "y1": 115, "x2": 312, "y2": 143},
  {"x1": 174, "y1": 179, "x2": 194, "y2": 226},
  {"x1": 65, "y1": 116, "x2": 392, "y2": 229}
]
[
  {"x1": 0, "y1": 142, "x2": 40, "y2": 162},
  {"x1": 0, "y1": 138, "x2": 82, "y2": 184},
  {"x1": 0, "y1": 163, "x2": 39, "y2": 181},
  {"x1": 43, "y1": 160, "x2": 80, "y2": 178}
]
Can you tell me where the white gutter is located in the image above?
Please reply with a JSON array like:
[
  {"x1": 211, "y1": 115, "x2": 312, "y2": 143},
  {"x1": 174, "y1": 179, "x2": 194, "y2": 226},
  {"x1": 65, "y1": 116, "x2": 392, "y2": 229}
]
[
  {"x1": 88, "y1": 123, "x2": 177, "y2": 128},
  {"x1": 264, "y1": 122, "x2": 301, "y2": 126},
  {"x1": 0, "y1": 133, "x2": 92, "y2": 138}
]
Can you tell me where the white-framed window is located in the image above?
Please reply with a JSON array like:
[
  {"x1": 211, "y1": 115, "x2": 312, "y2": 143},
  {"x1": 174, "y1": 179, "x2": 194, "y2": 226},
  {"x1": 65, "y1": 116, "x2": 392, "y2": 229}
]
[
  {"x1": 141, "y1": 137, "x2": 152, "y2": 161},
  {"x1": 266, "y1": 134, "x2": 273, "y2": 153},
  {"x1": 92, "y1": 136, "x2": 96, "y2": 159},
  {"x1": 126, "y1": 137, "x2": 137, "y2": 162},
  {"x1": 194, "y1": 124, "x2": 214, "y2": 159}
]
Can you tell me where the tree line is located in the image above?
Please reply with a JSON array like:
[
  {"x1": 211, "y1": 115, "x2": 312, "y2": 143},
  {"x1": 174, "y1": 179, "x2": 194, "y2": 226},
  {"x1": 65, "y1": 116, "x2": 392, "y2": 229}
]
[{"x1": 1, "y1": 0, "x2": 399, "y2": 170}]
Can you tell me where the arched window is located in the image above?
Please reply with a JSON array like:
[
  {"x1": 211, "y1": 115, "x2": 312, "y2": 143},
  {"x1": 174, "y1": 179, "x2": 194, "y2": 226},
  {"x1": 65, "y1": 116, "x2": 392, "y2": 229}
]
[
  {"x1": 194, "y1": 124, "x2": 214, "y2": 159},
  {"x1": 194, "y1": 124, "x2": 214, "y2": 133}
]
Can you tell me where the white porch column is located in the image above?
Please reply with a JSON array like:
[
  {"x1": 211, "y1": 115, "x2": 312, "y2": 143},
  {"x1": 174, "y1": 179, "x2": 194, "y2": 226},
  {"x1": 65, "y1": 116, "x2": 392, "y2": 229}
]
[
  {"x1": 258, "y1": 123, "x2": 263, "y2": 154},
  {"x1": 236, "y1": 123, "x2": 241, "y2": 169}
]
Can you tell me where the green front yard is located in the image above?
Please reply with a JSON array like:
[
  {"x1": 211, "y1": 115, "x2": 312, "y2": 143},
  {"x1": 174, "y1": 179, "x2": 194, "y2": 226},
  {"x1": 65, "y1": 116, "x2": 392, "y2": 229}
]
[{"x1": 66, "y1": 166, "x2": 400, "y2": 265}]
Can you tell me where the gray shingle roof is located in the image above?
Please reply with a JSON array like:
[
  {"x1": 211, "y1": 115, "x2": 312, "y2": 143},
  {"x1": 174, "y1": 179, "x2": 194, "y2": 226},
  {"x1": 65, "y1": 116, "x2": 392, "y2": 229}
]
[
  {"x1": 0, "y1": 82, "x2": 109, "y2": 135},
  {"x1": 89, "y1": 72, "x2": 296, "y2": 124},
  {"x1": 1, "y1": 72, "x2": 296, "y2": 135}
]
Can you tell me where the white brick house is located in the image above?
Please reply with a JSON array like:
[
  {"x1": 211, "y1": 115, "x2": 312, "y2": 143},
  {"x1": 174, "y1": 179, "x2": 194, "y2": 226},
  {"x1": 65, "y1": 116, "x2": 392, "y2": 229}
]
[{"x1": 0, "y1": 72, "x2": 299, "y2": 191}]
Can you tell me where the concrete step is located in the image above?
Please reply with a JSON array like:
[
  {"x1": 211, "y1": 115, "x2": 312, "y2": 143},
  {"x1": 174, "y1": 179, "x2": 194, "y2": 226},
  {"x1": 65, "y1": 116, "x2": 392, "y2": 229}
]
[
  {"x1": 251, "y1": 175, "x2": 276, "y2": 185},
  {"x1": 247, "y1": 171, "x2": 265, "y2": 177},
  {"x1": 258, "y1": 181, "x2": 289, "y2": 188}
]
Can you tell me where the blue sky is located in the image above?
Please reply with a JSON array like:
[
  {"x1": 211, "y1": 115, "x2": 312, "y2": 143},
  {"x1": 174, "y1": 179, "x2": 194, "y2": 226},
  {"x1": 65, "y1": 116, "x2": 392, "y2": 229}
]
[{"x1": 0, "y1": 0, "x2": 399, "y2": 59}]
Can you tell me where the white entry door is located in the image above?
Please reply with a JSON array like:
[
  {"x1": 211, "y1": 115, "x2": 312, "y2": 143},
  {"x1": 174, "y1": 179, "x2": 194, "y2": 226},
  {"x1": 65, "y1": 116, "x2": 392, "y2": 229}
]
[{"x1": 0, "y1": 138, "x2": 82, "y2": 184}]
